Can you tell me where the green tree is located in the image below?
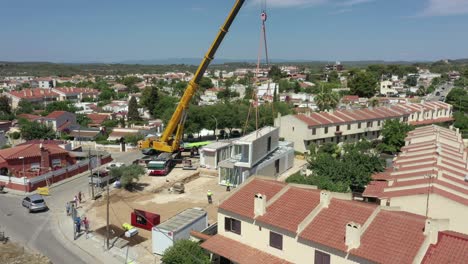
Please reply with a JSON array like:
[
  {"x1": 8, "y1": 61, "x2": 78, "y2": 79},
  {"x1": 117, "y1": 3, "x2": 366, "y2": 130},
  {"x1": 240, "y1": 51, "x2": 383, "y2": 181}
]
[
  {"x1": 348, "y1": 72, "x2": 378, "y2": 98},
  {"x1": 19, "y1": 119, "x2": 56, "y2": 140},
  {"x1": 140, "y1": 86, "x2": 159, "y2": 116},
  {"x1": 127, "y1": 96, "x2": 141, "y2": 122},
  {"x1": 199, "y1": 77, "x2": 214, "y2": 90},
  {"x1": 161, "y1": 240, "x2": 210, "y2": 264},
  {"x1": 405, "y1": 75, "x2": 418, "y2": 87},
  {"x1": 120, "y1": 117, "x2": 126, "y2": 128},
  {"x1": 44, "y1": 101, "x2": 77, "y2": 115},
  {"x1": 0, "y1": 96, "x2": 11, "y2": 116},
  {"x1": 124, "y1": 133, "x2": 144, "y2": 146},
  {"x1": 378, "y1": 119, "x2": 414, "y2": 154},
  {"x1": 268, "y1": 65, "x2": 284, "y2": 80},
  {"x1": 17, "y1": 99, "x2": 34, "y2": 114},
  {"x1": 98, "y1": 88, "x2": 116, "y2": 101},
  {"x1": 77, "y1": 114, "x2": 91, "y2": 127},
  {"x1": 446, "y1": 88, "x2": 468, "y2": 112},
  {"x1": 109, "y1": 164, "x2": 145, "y2": 190},
  {"x1": 314, "y1": 87, "x2": 340, "y2": 111}
]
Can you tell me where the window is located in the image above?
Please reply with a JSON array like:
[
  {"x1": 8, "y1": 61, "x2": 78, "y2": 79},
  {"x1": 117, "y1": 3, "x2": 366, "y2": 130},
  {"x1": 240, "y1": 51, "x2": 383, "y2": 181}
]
[
  {"x1": 336, "y1": 125, "x2": 340, "y2": 132},
  {"x1": 312, "y1": 128, "x2": 316, "y2": 135},
  {"x1": 275, "y1": 159, "x2": 280, "y2": 174},
  {"x1": 315, "y1": 250, "x2": 330, "y2": 264},
  {"x1": 365, "y1": 132, "x2": 368, "y2": 136},
  {"x1": 367, "y1": 121, "x2": 372, "y2": 128},
  {"x1": 324, "y1": 127, "x2": 328, "y2": 134},
  {"x1": 344, "y1": 136, "x2": 347, "y2": 140},
  {"x1": 358, "y1": 123, "x2": 362, "y2": 129},
  {"x1": 269, "y1": 231, "x2": 283, "y2": 250},
  {"x1": 378, "y1": 120, "x2": 381, "y2": 126},
  {"x1": 347, "y1": 124, "x2": 351, "y2": 130},
  {"x1": 267, "y1": 137, "x2": 271, "y2": 152},
  {"x1": 331, "y1": 137, "x2": 334, "y2": 142},
  {"x1": 225, "y1": 217, "x2": 241, "y2": 235}
]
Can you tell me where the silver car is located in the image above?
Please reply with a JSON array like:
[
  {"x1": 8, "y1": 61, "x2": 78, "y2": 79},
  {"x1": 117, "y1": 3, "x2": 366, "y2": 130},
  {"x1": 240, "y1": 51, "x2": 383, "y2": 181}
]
[{"x1": 22, "y1": 194, "x2": 47, "y2": 213}]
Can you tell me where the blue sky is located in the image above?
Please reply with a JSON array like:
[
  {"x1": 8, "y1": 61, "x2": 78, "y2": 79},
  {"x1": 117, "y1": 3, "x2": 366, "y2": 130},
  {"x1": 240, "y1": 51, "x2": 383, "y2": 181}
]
[{"x1": 1, "y1": 0, "x2": 468, "y2": 62}]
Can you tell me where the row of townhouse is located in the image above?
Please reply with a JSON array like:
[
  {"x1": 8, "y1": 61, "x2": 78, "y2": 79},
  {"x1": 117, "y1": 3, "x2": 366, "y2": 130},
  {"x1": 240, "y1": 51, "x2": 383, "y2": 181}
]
[
  {"x1": 363, "y1": 125, "x2": 468, "y2": 235},
  {"x1": 3, "y1": 87, "x2": 99, "y2": 108},
  {"x1": 275, "y1": 101, "x2": 453, "y2": 152},
  {"x1": 201, "y1": 177, "x2": 468, "y2": 264}
]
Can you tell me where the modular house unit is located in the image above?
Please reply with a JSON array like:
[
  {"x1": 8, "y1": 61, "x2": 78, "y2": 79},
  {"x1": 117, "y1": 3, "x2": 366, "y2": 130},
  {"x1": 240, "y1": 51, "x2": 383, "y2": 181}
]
[{"x1": 152, "y1": 208, "x2": 207, "y2": 255}]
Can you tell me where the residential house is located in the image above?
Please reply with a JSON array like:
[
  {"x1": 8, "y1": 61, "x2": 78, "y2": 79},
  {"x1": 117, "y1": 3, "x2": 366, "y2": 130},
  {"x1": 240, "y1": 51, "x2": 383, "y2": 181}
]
[
  {"x1": 41, "y1": 111, "x2": 77, "y2": 133},
  {"x1": 363, "y1": 125, "x2": 468, "y2": 234},
  {"x1": 200, "y1": 142, "x2": 233, "y2": 169},
  {"x1": 3, "y1": 88, "x2": 59, "y2": 109},
  {"x1": 213, "y1": 127, "x2": 294, "y2": 186},
  {"x1": 37, "y1": 78, "x2": 55, "y2": 88},
  {"x1": 201, "y1": 177, "x2": 468, "y2": 264},
  {"x1": 107, "y1": 128, "x2": 148, "y2": 142},
  {"x1": 69, "y1": 128, "x2": 102, "y2": 141},
  {"x1": 275, "y1": 101, "x2": 453, "y2": 152},
  {"x1": 52, "y1": 87, "x2": 99, "y2": 102},
  {"x1": 102, "y1": 101, "x2": 128, "y2": 113},
  {"x1": 86, "y1": 113, "x2": 110, "y2": 128},
  {"x1": 112, "y1": 84, "x2": 128, "y2": 93}
]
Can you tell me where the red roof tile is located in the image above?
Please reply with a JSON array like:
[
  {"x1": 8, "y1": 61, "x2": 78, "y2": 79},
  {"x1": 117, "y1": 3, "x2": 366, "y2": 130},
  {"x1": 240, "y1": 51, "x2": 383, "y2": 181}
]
[
  {"x1": 17, "y1": 113, "x2": 41, "y2": 121},
  {"x1": 7, "y1": 88, "x2": 58, "y2": 99},
  {"x1": 256, "y1": 187, "x2": 321, "y2": 234},
  {"x1": 299, "y1": 199, "x2": 377, "y2": 252},
  {"x1": 0, "y1": 143, "x2": 68, "y2": 160},
  {"x1": 201, "y1": 235, "x2": 292, "y2": 264},
  {"x1": 422, "y1": 231, "x2": 468, "y2": 264},
  {"x1": 362, "y1": 181, "x2": 388, "y2": 197},
  {"x1": 45, "y1": 111, "x2": 68, "y2": 119},
  {"x1": 219, "y1": 179, "x2": 286, "y2": 219},
  {"x1": 410, "y1": 117, "x2": 454, "y2": 125},
  {"x1": 350, "y1": 211, "x2": 426, "y2": 264}
]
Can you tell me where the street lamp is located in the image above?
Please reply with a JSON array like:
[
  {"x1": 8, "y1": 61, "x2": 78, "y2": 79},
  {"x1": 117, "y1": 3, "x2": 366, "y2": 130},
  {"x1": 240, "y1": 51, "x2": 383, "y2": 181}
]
[
  {"x1": 210, "y1": 115, "x2": 218, "y2": 141},
  {"x1": 19, "y1": 156, "x2": 25, "y2": 193}
]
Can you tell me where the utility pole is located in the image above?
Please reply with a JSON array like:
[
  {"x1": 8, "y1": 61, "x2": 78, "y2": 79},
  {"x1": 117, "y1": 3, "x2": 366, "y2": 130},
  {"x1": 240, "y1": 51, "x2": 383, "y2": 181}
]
[
  {"x1": 106, "y1": 177, "x2": 110, "y2": 250},
  {"x1": 89, "y1": 148, "x2": 95, "y2": 200}
]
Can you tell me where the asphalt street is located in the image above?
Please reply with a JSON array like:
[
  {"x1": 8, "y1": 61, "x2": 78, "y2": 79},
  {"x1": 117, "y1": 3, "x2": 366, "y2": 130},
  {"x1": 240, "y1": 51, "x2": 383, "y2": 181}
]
[
  {"x1": 0, "y1": 195, "x2": 86, "y2": 264},
  {"x1": 426, "y1": 82, "x2": 454, "y2": 102},
  {"x1": 0, "y1": 150, "x2": 144, "y2": 263}
]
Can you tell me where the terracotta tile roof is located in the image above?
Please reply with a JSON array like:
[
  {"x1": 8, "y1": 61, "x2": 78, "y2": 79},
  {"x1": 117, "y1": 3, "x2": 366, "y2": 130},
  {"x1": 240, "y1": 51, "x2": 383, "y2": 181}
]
[
  {"x1": 299, "y1": 199, "x2": 377, "y2": 252},
  {"x1": 255, "y1": 187, "x2": 321, "y2": 234},
  {"x1": 45, "y1": 111, "x2": 68, "y2": 119},
  {"x1": 17, "y1": 113, "x2": 41, "y2": 121},
  {"x1": 294, "y1": 115, "x2": 320, "y2": 127},
  {"x1": 86, "y1": 114, "x2": 109, "y2": 125},
  {"x1": 219, "y1": 179, "x2": 286, "y2": 219},
  {"x1": 362, "y1": 181, "x2": 388, "y2": 197},
  {"x1": 7, "y1": 88, "x2": 58, "y2": 99},
  {"x1": 0, "y1": 143, "x2": 68, "y2": 160},
  {"x1": 350, "y1": 211, "x2": 426, "y2": 264},
  {"x1": 422, "y1": 231, "x2": 468, "y2": 264},
  {"x1": 54, "y1": 87, "x2": 99, "y2": 95},
  {"x1": 201, "y1": 235, "x2": 292, "y2": 264},
  {"x1": 410, "y1": 117, "x2": 454, "y2": 125}
]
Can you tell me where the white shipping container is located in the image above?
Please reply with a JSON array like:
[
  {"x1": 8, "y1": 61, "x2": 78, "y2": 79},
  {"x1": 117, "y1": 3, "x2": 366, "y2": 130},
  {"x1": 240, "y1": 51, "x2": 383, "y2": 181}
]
[{"x1": 152, "y1": 208, "x2": 207, "y2": 255}]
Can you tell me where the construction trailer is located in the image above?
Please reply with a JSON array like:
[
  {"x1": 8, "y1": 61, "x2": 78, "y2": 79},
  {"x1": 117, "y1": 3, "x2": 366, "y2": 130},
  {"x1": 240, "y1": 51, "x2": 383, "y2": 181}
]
[{"x1": 152, "y1": 208, "x2": 207, "y2": 255}]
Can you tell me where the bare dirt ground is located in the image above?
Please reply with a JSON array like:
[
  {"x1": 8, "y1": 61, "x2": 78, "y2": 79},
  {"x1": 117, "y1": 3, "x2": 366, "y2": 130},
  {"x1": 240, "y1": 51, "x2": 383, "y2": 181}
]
[
  {"x1": 0, "y1": 242, "x2": 51, "y2": 264},
  {"x1": 82, "y1": 157, "x2": 304, "y2": 263}
]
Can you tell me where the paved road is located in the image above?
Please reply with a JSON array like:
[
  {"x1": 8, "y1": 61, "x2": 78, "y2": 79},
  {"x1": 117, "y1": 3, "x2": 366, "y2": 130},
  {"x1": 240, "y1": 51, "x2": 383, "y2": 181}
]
[
  {"x1": 426, "y1": 82, "x2": 454, "y2": 102},
  {"x1": 0, "y1": 195, "x2": 86, "y2": 264}
]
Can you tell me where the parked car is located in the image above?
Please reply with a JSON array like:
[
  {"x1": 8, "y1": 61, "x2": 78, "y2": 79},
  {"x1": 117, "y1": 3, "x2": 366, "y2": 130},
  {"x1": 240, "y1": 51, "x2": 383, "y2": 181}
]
[
  {"x1": 230, "y1": 130, "x2": 241, "y2": 138},
  {"x1": 22, "y1": 194, "x2": 47, "y2": 213},
  {"x1": 106, "y1": 162, "x2": 124, "y2": 170}
]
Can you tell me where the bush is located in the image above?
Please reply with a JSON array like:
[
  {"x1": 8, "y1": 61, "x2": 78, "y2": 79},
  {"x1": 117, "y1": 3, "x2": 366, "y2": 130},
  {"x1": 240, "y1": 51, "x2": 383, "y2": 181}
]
[{"x1": 161, "y1": 240, "x2": 210, "y2": 264}]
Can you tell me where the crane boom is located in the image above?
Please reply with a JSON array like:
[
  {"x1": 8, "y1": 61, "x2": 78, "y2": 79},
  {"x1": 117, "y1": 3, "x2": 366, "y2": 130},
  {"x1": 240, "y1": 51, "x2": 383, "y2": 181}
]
[{"x1": 150, "y1": 0, "x2": 246, "y2": 153}]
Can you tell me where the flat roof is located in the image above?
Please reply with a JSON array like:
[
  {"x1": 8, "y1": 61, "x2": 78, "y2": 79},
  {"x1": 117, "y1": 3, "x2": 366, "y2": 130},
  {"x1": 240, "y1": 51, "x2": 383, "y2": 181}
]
[
  {"x1": 236, "y1": 126, "x2": 277, "y2": 143},
  {"x1": 154, "y1": 208, "x2": 206, "y2": 233}
]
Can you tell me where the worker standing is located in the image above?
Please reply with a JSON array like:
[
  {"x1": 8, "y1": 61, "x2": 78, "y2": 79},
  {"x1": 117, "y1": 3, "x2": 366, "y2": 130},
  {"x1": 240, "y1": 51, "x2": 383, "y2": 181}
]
[
  {"x1": 207, "y1": 190, "x2": 213, "y2": 204},
  {"x1": 226, "y1": 181, "x2": 231, "y2": 192},
  {"x1": 82, "y1": 217, "x2": 90, "y2": 239}
]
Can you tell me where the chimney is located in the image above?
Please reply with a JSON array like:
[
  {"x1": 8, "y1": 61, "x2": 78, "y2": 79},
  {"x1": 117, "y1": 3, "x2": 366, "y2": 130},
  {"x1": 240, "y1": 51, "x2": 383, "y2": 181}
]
[
  {"x1": 345, "y1": 222, "x2": 361, "y2": 250},
  {"x1": 254, "y1": 193, "x2": 267, "y2": 217},
  {"x1": 320, "y1": 190, "x2": 331, "y2": 208},
  {"x1": 40, "y1": 144, "x2": 50, "y2": 170}
]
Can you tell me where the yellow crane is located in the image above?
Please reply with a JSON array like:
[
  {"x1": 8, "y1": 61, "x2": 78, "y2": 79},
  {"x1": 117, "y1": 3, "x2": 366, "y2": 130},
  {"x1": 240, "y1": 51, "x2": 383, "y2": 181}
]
[{"x1": 139, "y1": 0, "x2": 246, "y2": 153}]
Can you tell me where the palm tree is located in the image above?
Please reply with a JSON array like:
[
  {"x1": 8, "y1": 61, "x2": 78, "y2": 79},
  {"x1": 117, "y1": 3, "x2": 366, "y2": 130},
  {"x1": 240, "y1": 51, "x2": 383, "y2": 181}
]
[{"x1": 314, "y1": 84, "x2": 340, "y2": 111}]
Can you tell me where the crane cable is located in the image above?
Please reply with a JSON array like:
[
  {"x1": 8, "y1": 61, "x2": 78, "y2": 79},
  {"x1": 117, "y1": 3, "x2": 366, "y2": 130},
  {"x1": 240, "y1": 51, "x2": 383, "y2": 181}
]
[{"x1": 244, "y1": 0, "x2": 274, "y2": 135}]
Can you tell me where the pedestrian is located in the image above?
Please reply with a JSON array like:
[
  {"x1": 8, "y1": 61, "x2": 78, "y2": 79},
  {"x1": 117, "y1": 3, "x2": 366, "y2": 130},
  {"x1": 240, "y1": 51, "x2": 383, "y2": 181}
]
[
  {"x1": 75, "y1": 217, "x2": 81, "y2": 234},
  {"x1": 66, "y1": 202, "x2": 70, "y2": 216},
  {"x1": 74, "y1": 195, "x2": 78, "y2": 207},
  {"x1": 82, "y1": 217, "x2": 90, "y2": 239},
  {"x1": 207, "y1": 190, "x2": 213, "y2": 204},
  {"x1": 78, "y1": 191, "x2": 82, "y2": 204},
  {"x1": 226, "y1": 181, "x2": 231, "y2": 192}
]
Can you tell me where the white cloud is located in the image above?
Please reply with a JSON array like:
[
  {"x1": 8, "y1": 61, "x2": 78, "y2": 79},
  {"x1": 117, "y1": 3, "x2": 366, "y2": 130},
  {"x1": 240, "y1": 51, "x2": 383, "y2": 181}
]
[
  {"x1": 337, "y1": 0, "x2": 375, "y2": 7},
  {"x1": 419, "y1": 0, "x2": 468, "y2": 16},
  {"x1": 330, "y1": 8, "x2": 353, "y2": 14},
  {"x1": 249, "y1": 0, "x2": 328, "y2": 8}
]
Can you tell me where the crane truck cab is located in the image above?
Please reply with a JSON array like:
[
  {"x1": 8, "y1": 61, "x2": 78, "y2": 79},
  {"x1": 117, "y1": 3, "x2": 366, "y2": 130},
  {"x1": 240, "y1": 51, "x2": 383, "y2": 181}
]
[{"x1": 147, "y1": 152, "x2": 181, "y2": 176}]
